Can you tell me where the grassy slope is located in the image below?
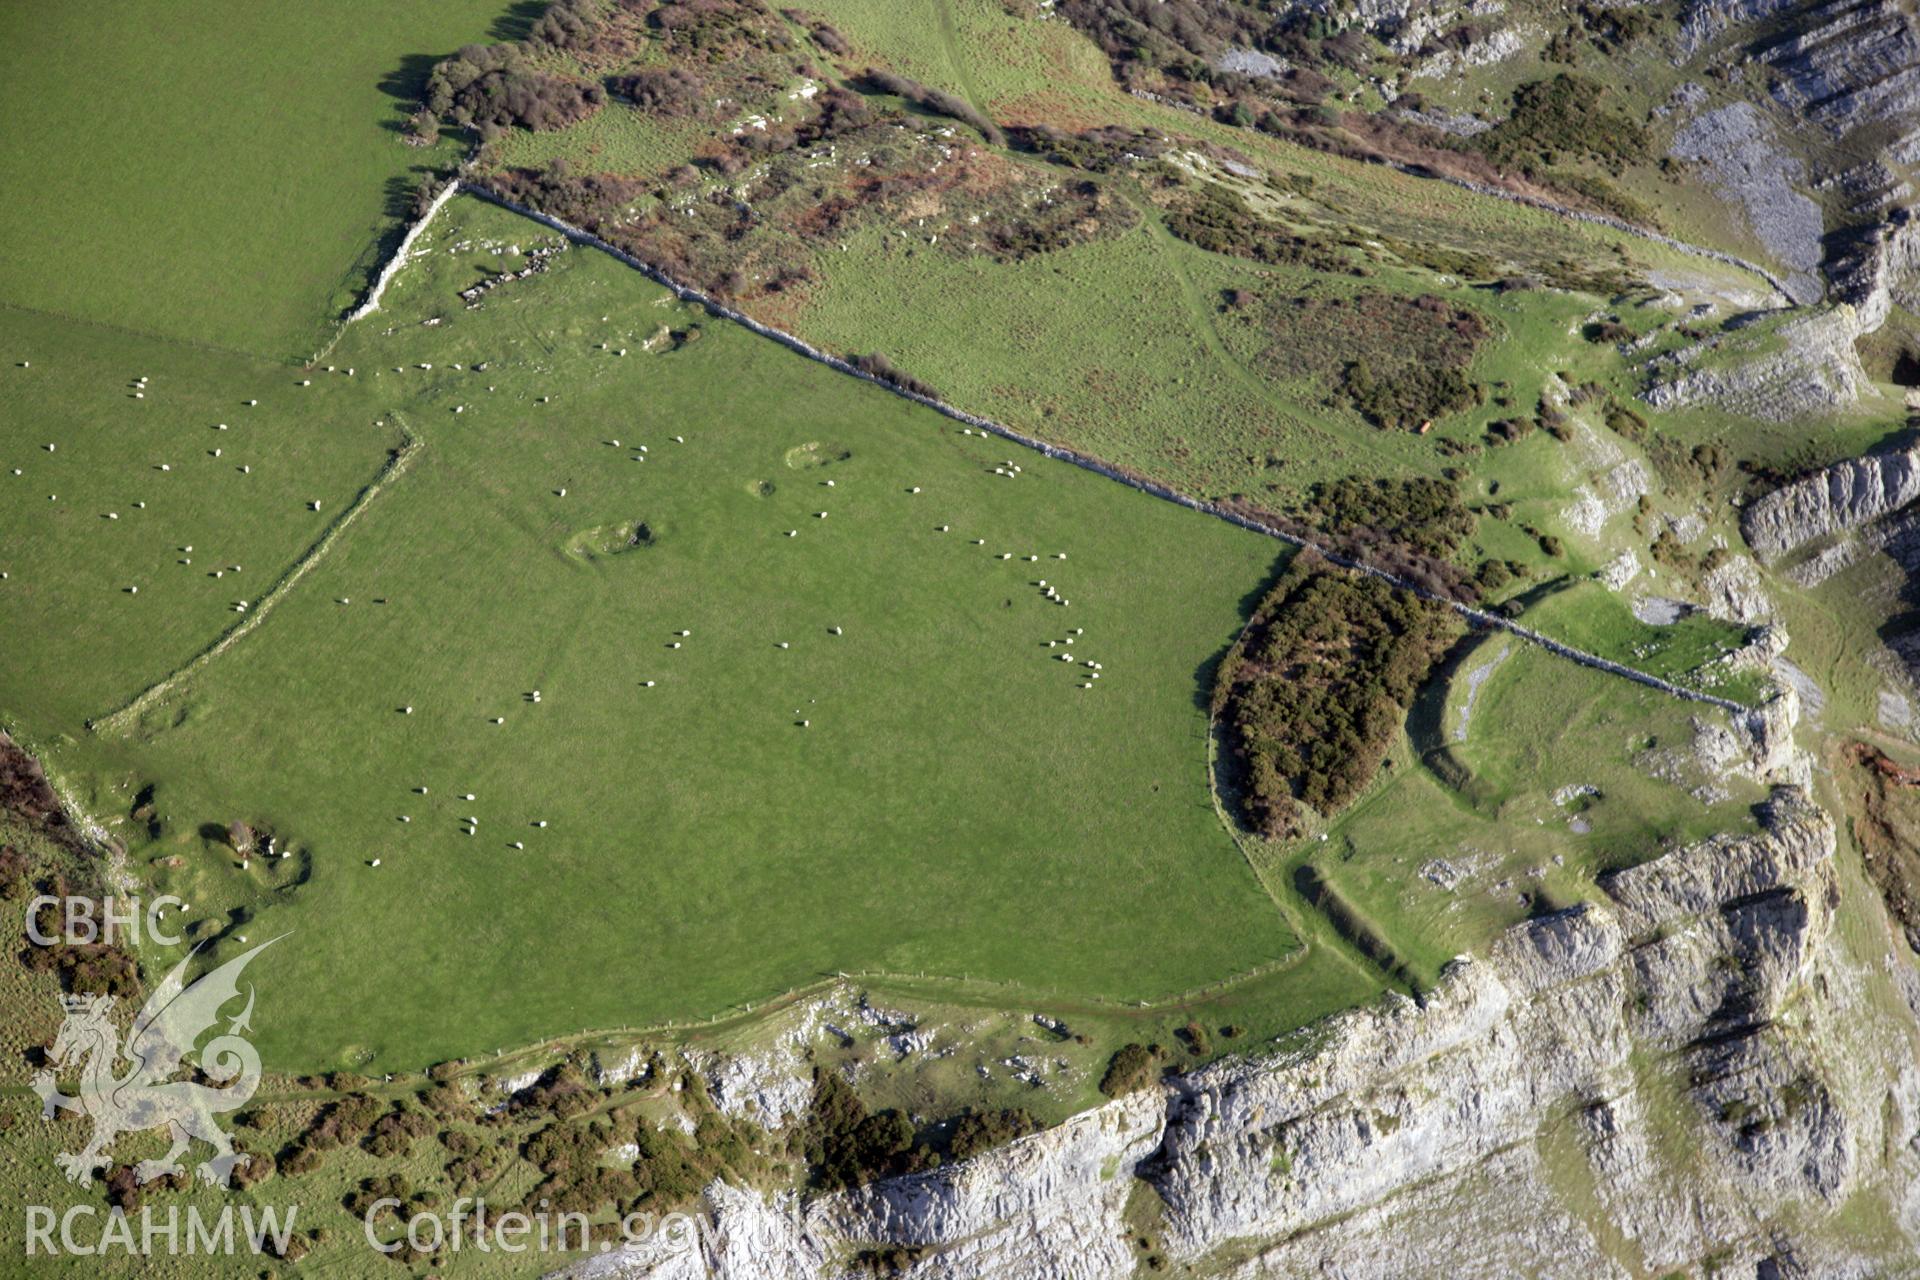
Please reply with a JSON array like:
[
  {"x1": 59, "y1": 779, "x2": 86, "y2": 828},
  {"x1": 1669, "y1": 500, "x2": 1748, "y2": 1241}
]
[
  {"x1": 1300, "y1": 635, "x2": 1767, "y2": 984},
  {"x1": 4, "y1": 197, "x2": 1308, "y2": 1071},
  {"x1": 0, "y1": 0, "x2": 505, "y2": 360}
]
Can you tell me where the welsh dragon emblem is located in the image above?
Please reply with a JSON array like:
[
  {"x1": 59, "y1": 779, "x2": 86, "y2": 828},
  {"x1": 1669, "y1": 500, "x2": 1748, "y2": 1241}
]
[{"x1": 32, "y1": 938, "x2": 280, "y2": 1188}]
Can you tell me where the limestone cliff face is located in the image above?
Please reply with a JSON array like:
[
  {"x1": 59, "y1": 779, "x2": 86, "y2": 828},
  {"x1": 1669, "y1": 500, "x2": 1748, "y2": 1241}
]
[
  {"x1": 567, "y1": 778, "x2": 1920, "y2": 1280},
  {"x1": 1146, "y1": 792, "x2": 1916, "y2": 1278},
  {"x1": 1643, "y1": 306, "x2": 1876, "y2": 423},
  {"x1": 1742, "y1": 446, "x2": 1920, "y2": 566}
]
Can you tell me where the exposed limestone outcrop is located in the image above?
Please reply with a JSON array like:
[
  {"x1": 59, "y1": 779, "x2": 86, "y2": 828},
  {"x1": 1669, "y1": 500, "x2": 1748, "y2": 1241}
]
[
  {"x1": 1644, "y1": 306, "x2": 1875, "y2": 422},
  {"x1": 1669, "y1": 101, "x2": 1826, "y2": 305},
  {"x1": 1741, "y1": 444, "x2": 1920, "y2": 567},
  {"x1": 1829, "y1": 209, "x2": 1920, "y2": 334},
  {"x1": 566, "y1": 773, "x2": 1920, "y2": 1279}
]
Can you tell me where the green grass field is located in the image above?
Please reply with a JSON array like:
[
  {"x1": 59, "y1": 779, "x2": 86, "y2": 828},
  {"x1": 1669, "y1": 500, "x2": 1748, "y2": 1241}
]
[
  {"x1": 2, "y1": 197, "x2": 1306, "y2": 1071},
  {"x1": 0, "y1": 0, "x2": 506, "y2": 359},
  {"x1": 1289, "y1": 633, "x2": 1768, "y2": 985}
]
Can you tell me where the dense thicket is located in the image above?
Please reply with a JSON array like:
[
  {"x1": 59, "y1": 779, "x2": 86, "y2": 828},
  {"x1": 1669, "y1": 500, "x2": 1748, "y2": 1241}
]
[
  {"x1": 610, "y1": 65, "x2": 709, "y2": 116},
  {"x1": 1213, "y1": 551, "x2": 1462, "y2": 839},
  {"x1": 1476, "y1": 74, "x2": 1650, "y2": 174},
  {"x1": 528, "y1": 0, "x2": 599, "y2": 49},
  {"x1": 426, "y1": 43, "x2": 605, "y2": 132},
  {"x1": 1292, "y1": 476, "x2": 1475, "y2": 561},
  {"x1": 1164, "y1": 183, "x2": 1352, "y2": 273}
]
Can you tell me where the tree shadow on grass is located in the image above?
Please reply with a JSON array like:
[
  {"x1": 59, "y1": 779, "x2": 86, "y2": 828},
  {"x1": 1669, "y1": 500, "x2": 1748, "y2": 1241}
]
[
  {"x1": 1189, "y1": 547, "x2": 1291, "y2": 715},
  {"x1": 489, "y1": 0, "x2": 550, "y2": 42}
]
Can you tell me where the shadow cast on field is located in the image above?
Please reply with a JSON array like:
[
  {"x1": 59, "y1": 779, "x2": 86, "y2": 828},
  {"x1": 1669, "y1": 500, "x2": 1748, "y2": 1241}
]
[
  {"x1": 489, "y1": 0, "x2": 549, "y2": 42},
  {"x1": 377, "y1": 52, "x2": 444, "y2": 107},
  {"x1": 1188, "y1": 548, "x2": 1293, "y2": 715}
]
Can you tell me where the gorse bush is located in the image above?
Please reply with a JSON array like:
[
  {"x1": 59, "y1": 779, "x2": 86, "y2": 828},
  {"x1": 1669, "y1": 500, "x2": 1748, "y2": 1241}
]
[{"x1": 1477, "y1": 75, "x2": 1650, "y2": 175}]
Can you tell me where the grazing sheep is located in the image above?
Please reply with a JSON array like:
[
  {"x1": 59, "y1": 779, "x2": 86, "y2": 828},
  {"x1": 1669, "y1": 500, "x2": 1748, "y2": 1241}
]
[
  {"x1": 370, "y1": 858, "x2": 381, "y2": 867},
  {"x1": 401, "y1": 706, "x2": 413, "y2": 714},
  {"x1": 786, "y1": 530, "x2": 798, "y2": 537},
  {"x1": 776, "y1": 641, "x2": 790, "y2": 649},
  {"x1": 909, "y1": 487, "x2": 921, "y2": 494},
  {"x1": 643, "y1": 680, "x2": 656, "y2": 688},
  {"x1": 511, "y1": 841, "x2": 524, "y2": 849}
]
